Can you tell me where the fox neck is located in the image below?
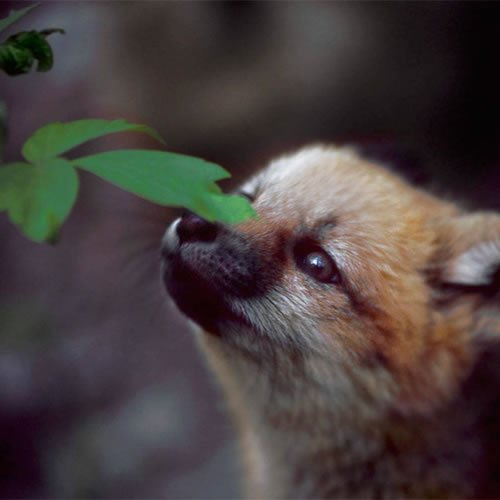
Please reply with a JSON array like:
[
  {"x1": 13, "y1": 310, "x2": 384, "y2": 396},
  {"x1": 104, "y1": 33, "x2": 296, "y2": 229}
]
[{"x1": 198, "y1": 331, "x2": 481, "y2": 498}]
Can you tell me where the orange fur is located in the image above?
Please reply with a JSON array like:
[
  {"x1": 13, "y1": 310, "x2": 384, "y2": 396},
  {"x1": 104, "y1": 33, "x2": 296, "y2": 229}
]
[{"x1": 163, "y1": 145, "x2": 500, "y2": 498}]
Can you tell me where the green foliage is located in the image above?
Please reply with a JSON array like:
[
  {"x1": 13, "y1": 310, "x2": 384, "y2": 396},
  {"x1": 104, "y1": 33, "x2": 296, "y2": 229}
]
[
  {"x1": 22, "y1": 119, "x2": 164, "y2": 162},
  {"x1": 0, "y1": 120, "x2": 255, "y2": 243},
  {"x1": 0, "y1": 5, "x2": 64, "y2": 76},
  {"x1": 75, "y1": 150, "x2": 255, "y2": 224},
  {"x1": 0, "y1": 159, "x2": 78, "y2": 243},
  {"x1": 0, "y1": 6, "x2": 255, "y2": 244},
  {"x1": 0, "y1": 28, "x2": 65, "y2": 75},
  {"x1": 0, "y1": 4, "x2": 38, "y2": 34},
  {"x1": 0, "y1": 102, "x2": 6, "y2": 162}
]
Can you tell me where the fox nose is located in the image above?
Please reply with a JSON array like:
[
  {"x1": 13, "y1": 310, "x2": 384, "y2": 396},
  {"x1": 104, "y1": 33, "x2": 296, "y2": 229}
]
[{"x1": 176, "y1": 213, "x2": 218, "y2": 244}]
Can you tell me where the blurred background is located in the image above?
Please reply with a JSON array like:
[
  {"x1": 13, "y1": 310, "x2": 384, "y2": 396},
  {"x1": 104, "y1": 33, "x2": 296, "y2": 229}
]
[{"x1": 0, "y1": 1, "x2": 499, "y2": 498}]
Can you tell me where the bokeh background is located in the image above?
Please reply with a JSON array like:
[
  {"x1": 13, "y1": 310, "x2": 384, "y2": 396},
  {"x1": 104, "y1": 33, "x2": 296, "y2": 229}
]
[{"x1": 1, "y1": 2, "x2": 499, "y2": 498}]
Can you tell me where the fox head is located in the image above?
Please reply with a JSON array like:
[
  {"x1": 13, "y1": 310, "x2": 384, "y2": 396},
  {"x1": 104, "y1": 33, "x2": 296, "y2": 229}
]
[{"x1": 162, "y1": 146, "x2": 499, "y2": 418}]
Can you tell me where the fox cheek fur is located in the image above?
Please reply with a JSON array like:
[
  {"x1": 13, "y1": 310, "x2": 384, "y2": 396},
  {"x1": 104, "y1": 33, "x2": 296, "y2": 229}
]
[{"x1": 161, "y1": 146, "x2": 500, "y2": 498}]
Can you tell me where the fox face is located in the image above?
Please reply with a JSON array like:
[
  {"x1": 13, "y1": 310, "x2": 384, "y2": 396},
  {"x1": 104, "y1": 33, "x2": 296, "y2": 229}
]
[
  {"x1": 162, "y1": 146, "x2": 499, "y2": 497},
  {"x1": 163, "y1": 146, "x2": 498, "y2": 405}
]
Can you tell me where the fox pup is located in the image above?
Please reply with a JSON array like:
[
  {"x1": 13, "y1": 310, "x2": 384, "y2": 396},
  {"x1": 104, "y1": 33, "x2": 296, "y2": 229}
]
[{"x1": 162, "y1": 146, "x2": 499, "y2": 499}]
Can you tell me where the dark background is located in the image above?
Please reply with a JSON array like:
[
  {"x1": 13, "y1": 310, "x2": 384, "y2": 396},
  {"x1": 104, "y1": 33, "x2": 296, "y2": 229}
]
[{"x1": 0, "y1": 2, "x2": 499, "y2": 498}]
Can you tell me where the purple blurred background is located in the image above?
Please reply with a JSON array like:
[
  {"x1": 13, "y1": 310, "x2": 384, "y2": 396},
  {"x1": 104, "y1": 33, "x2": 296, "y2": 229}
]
[{"x1": 0, "y1": 2, "x2": 499, "y2": 498}]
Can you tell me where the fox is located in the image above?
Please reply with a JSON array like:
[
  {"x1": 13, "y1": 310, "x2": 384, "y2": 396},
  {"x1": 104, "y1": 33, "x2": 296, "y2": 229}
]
[{"x1": 161, "y1": 146, "x2": 499, "y2": 499}]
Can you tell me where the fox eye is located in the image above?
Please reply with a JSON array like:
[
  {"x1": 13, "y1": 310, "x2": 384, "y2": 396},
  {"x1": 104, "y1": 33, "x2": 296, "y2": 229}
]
[{"x1": 294, "y1": 242, "x2": 340, "y2": 284}]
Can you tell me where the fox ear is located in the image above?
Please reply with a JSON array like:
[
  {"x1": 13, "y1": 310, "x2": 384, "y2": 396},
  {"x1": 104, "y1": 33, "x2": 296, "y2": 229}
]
[{"x1": 441, "y1": 213, "x2": 500, "y2": 287}]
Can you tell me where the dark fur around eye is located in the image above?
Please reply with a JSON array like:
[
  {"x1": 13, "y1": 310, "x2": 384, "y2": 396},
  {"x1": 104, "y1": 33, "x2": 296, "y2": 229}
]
[{"x1": 293, "y1": 239, "x2": 341, "y2": 285}]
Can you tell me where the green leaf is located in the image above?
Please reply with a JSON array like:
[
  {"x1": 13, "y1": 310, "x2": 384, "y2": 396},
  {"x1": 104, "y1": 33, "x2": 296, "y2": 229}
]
[
  {"x1": 0, "y1": 101, "x2": 7, "y2": 163},
  {"x1": 0, "y1": 4, "x2": 38, "y2": 34},
  {"x1": 29, "y1": 31, "x2": 53, "y2": 72},
  {"x1": 0, "y1": 158, "x2": 78, "y2": 243},
  {"x1": 0, "y1": 28, "x2": 64, "y2": 76},
  {"x1": 0, "y1": 41, "x2": 34, "y2": 75},
  {"x1": 73, "y1": 149, "x2": 256, "y2": 223},
  {"x1": 204, "y1": 193, "x2": 257, "y2": 224},
  {"x1": 22, "y1": 119, "x2": 165, "y2": 162},
  {"x1": 0, "y1": 162, "x2": 29, "y2": 212}
]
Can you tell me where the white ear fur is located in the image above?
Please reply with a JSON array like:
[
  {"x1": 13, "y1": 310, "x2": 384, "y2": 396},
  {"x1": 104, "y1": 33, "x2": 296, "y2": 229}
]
[
  {"x1": 448, "y1": 240, "x2": 500, "y2": 285},
  {"x1": 443, "y1": 213, "x2": 500, "y2": 287}
]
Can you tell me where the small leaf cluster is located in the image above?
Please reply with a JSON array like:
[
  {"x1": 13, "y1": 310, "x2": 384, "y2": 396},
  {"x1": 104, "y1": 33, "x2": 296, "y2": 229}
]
[
  {"x1": 0, "y1": 120, "x2": 256, "y2": 243},
  {"x1": 0, "y1": 5, "x2": 255, "y2": 244},
  {"x1": 0, "y1": 4, "x2": 64, "y2": 76}
]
